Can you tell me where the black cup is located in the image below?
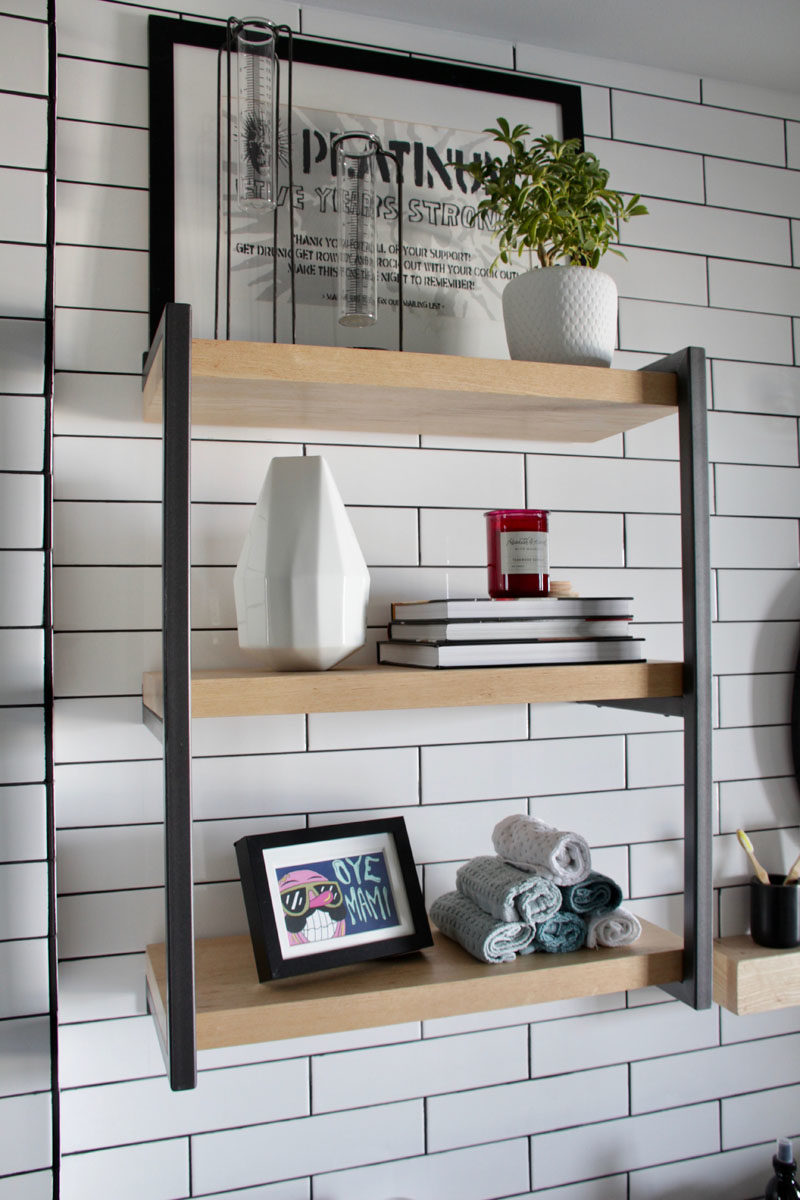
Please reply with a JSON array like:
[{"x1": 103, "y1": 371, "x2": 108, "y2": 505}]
[{"x1": 750, "y1": 873, "x2": 800, "y2": 948}]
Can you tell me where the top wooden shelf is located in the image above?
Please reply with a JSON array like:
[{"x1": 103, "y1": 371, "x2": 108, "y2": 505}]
[{"x1": 142, "y1": 339, "x2": 677, "y2": 443}]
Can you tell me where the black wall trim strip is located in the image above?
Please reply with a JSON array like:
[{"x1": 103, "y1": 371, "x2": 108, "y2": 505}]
[{"x1": 45, "y1": 0, "x2": 60, "y2": 1194}]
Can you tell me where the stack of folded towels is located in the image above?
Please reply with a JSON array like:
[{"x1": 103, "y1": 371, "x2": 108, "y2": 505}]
[{"x1": 430, "y1": 813, "x2": 642, "y2": 964}]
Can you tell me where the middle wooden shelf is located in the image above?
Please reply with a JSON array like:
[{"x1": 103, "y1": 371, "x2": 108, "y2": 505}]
[{"x1": 143, "y1": 659, "x2": 684, "y2": 720}]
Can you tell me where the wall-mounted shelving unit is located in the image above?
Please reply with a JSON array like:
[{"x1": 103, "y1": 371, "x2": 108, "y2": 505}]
[
  {"x1": 714, "y1": 936, "x2": 800, "y2": 1015},
  {"x1": 141, "y1": 304, "x2": 712, "y2": 1091}
]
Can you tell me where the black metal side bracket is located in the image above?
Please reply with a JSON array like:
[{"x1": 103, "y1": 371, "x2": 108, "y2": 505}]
[
  {"x1": 638, "y1": 348, "x2": 712, "y2": 1009},
  {"x1": 583, "y1": 348, "x2": 711, "y2": 1010},
  {"x1": 584, "y1": 697, "x2": 687, "y2": 719},
  {"x1": 142, "y1": 303, "x2": 196, "y2": 1089}
]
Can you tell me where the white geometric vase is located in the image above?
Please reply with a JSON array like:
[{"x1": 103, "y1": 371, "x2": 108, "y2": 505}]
[
  {"x1": 233, "y1": 455, "x2": 370, "y2": 671},
  {"x1": 501, "y1": 265, "x2": 618, "y2": 366}
]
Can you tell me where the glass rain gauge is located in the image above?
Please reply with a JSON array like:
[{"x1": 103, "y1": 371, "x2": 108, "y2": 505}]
[
  {"x1": 333, "y1": 133, "x2": 379, "y2": 327},
  {"x1": 332, "y1": 132, "x2": 405, "y2": 346},
  {"x1": 234, "y1": 18, "x2": 278, "y2": 213},
  {"x1": 216, "y1": 17, "x2": 297, "y2": 343}
]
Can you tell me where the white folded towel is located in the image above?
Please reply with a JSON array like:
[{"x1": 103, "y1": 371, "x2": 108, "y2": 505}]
[
  {"x1": 585, "y1": 907, "x2": 642, "y2": 948},
  {"x1": 492, "y1": 813, "x2": 591, "y2": 886}
]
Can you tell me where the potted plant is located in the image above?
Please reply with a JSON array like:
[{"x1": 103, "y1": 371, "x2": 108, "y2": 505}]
[{"x1": 456, "y1": 120, "x2": 647, "y2": 366}]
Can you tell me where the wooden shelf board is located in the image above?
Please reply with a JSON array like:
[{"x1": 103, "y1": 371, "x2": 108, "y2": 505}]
[
  {"x1": 143, "y1": 660, "x2": 683, "y2": 720},
  {"x1": 142, "y1": 340, "x2": 677, "y2": 443},
  {"x1": 145, "y1": 922, "x2": 683, "y2": 1051},
  {"x1": 714, "y1": 935, "x2": 800, "y2": 1015}
]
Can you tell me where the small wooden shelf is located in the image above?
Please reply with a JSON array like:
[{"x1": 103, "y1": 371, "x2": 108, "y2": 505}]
[
  {"x1": 142, "y1": 339, "x2": 678, "y2": 443},
  {"x1": 143, "y1": 660, "x2": 684, "y2": 720},
  {"x1": 714, "y1": 935, "x2": 800, "y2": 1015},
  {"x1": 145, "y1": 921, "x2": 683, "y2": 1050}
]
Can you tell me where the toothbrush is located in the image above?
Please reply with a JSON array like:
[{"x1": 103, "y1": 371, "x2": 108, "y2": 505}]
[
  {"x1": 782, "y1": 850, "x2": 800, "y2": 886},
  {"x1": 736, "y1": 829, "x2": 770, "y2": 885}
]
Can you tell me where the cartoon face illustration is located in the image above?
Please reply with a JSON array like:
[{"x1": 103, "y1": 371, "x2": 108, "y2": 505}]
[{"x1": 279, "y1": 868, "x2": 347, "y2": 945}]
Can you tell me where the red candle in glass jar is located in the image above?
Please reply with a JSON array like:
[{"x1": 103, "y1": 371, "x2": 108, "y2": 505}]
[{"x1": 485, "y1": 509, "x2": 549, "y2": 598}]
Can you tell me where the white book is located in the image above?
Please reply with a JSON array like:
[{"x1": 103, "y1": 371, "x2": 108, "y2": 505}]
[
  {"x1": 388, "y1": 617, "x2": 633, "y2": 642},
  {"x1": 378, "y1": 638, "x2": 646, "y2": 669},
  {"x1": 390, "y1": 596, "x2": 634, "y2": 621}
]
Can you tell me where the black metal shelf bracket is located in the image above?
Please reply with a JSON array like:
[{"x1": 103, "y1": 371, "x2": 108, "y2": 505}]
[
  {"x1": 644, "y1": 347, "x2": 712, "y2": 1009},
  {"x1": 143, "y1": 302, "x2": 196, "y2": 1090},
  {"x1": 585, "y1": 349, "x2": 712, "y2": 1009}
]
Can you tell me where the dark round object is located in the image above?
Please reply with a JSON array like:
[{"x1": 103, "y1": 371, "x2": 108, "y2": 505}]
[{"x1": 750, "y1": 873, "x2": 800, "y2": 949}]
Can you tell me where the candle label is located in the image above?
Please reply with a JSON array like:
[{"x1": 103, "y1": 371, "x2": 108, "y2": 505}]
[{"x1": 499, "y1": 531, "x2": 549, "y2": 575}]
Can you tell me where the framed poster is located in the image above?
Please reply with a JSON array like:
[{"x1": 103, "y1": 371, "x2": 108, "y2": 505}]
[
  {"x1": 235, "y1": 817, "x2": 433, "y2": 980},
  {"x1": 148, "y1": 15, "x2": 583, "y2": 356}
]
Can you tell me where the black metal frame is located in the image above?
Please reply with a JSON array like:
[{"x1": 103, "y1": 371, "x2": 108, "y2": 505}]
[
  {"x1": 147, "y1": 14, "x2": 584, "y2": 344},
  {"x1": 142, "y1": 309, "x2": 712, "y2": 1088},
  {"x1": 648, "y1": 348, "x2": 713, "y2": 1008},
  {"x1": 235, "y1": 817, "x2": 433, "y2": 981},
  {"x1": 142, "y1": 304, "x2": 195, "y2": 1090},
  {"x1": 592, "y1": 348, "x2": 712, "y2": 1009}
]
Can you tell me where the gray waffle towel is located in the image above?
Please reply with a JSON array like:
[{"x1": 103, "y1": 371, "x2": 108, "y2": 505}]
[
  {"x1": 456, "y1": 855, "x2": 562, "y2": 925},
  {"x1": 430, "y1": 890, "x2": 536, "y2": 963},
  {"x1": 492, "y1": 813, "x2": 591, "y2": 886}
]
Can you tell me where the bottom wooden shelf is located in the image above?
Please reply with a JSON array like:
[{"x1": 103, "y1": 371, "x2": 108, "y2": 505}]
[
  {"x1": 146, "y1": 921, "x2": 683, "y2": 1051},
  {"x1": 714, "y1": 935, "x2": 800, "y2": 1015}
]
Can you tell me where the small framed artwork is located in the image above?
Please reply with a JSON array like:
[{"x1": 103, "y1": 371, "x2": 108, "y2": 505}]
[{"x1": 235, "y1": 817, "x2": 433, "y2": 980}]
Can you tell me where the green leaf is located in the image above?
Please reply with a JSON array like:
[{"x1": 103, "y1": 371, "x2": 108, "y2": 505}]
[{"x1": 467, "y1": 118, "x2": 647, "y2": 267}]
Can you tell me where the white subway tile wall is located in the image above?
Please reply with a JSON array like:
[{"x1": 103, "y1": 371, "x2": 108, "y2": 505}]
[{"x1": 1, "y1": 0, "x2": 797, "y2": 1195}]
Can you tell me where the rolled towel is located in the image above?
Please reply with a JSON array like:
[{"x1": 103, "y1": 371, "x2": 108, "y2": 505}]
[
  {"x1": 430, "y1": 890, "x2": 535, "y2": 963},
  {"x1": 492, "y1": 813, "x2": 591, "y2": 886},
  {"x1": 585, "y1": 907, "x2": 642, "y2": 949},
  {"x1": 560, "y1": 871, "x2": 623, "y2": 917},
  {"x1": 456, "y1": 855, "x2": 562, "y2": 925},
  {"x1": 533, "y1": 911, "x2": 587, "y2": 954}
]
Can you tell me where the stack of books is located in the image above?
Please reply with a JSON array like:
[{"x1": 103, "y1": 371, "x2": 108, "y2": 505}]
[{"x1": 377, "y1": 595, "x2": 644, "y2": 668}]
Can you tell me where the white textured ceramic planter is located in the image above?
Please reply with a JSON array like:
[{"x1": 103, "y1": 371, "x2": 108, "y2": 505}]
[
  {"x1": 501, "y1": 266, "x2": 618, "y2": 366},
  {"x1": 233, "y1": 455, "x2": 370, "y2": 671}
]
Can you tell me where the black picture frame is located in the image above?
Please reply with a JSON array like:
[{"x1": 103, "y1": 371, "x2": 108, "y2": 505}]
[
  {"x1": 235, "y1": 817, "x2": 433, "y2": 981},
  {"x1": 147, "y1": 14, "x2": 584, "y2": 345}
]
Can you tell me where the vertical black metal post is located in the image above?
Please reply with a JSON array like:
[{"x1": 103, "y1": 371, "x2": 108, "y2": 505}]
[
  {"x1": 645, "y1": 348, "x2": 713, "y2": 1008},
  {"x1": 159, "y1": 303, "x2": 196, "y2": 1088}
]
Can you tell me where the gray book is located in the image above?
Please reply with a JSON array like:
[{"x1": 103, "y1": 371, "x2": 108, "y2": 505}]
[
  {"x1": 389, "y1": 616, "x2": 633, "y2": 641},
  {"x1": 378, "y1": 637, "x2": 646, "y2": 668},
  {"x1": 390, "y1": 596, "x2": 634, "y2": 620}
]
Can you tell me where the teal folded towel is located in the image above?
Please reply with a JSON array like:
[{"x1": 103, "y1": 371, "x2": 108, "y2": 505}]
[
  {"x1": 430, "y1": 890, "x2": 536, "y2": 963},
  {"x1": 533, "y1": 911, "x2": 587, "y2": 953},
  {"x1": 456, "y1": 855, "x2": 562, "y2": 925},
  {"x1": 559, "y1": 871, "x2": 623, "y2": 917}
]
